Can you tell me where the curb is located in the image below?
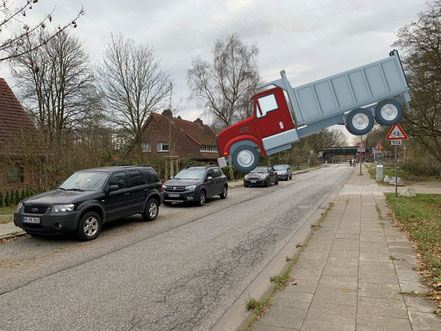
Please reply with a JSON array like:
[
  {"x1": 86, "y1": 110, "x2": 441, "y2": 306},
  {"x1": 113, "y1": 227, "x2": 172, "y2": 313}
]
[{"x1": 0, "y1": 230, "x2": 26, "y2": 241}]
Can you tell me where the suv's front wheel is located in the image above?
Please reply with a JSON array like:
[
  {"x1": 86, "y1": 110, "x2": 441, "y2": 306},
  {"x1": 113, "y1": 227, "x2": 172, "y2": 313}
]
[
  {"x1": 143, "y1": 199, "x2": 159, "y2": 221},
  {"x1": 197, "y1": 190, "x2": 206, "y2": 206},
  {"x1": 77, "y1": 211, "x2": 102, "y2": 241}
]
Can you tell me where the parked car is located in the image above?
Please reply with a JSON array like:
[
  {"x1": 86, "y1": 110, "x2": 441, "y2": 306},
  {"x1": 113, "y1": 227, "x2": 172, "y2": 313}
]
[
  {"x1": 14, "y1": 166, "x2": 164, "y2": 241},
  {"x1": 163, "y1": 166, "x2": 228, "y2": 206},
  {"x1": 244, "y1": 166, "x2": 279, "y2": 187},
  {"x1": 273, "y1": 164, "x2": 292, "y2": 181}
]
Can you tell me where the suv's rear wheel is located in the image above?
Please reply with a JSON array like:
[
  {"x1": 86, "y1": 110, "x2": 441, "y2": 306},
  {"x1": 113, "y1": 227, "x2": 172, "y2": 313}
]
[
  {"x1": 220, "y1": 185, "x2": 228, "y2": 199},
  {"x1": 197, "y1": 190, "x2": 206, "y2": 206},
  {"x1": 143, "y1": 199, "x2": 159, "y2": 221},
  {"x1": 77, "y1": 211, "x2": 102, "y2": 241}
]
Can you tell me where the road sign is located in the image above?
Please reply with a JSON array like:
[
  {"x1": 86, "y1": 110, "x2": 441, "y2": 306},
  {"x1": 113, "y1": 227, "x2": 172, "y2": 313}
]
[
  {"x1": 391, "y1": 140, "x2": 402, "y2": 146},
  {"x1": 385, "y1": 123, "x2": 408, "y2": 140},
  {"x1": 374, "y1": 141, "x2": 384, "y2": 151},
  {"x1": 357, "y1": 142, "x2": 366, "y2": 152}
]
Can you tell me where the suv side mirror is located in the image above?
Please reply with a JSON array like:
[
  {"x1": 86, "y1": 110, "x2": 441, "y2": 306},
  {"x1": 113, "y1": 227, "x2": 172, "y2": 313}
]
[
  {"x1": 108, "y1": 184, "x2": 119, "y2": 193},
  {"x1": 206, "y1": 176, "x2": 213, "y2": 181}
]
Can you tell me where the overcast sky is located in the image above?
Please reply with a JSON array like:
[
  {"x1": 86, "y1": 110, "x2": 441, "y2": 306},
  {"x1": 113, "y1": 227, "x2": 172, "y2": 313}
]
[{"x1": 0, "y1": 0, "x2": 427, "y2": 138}]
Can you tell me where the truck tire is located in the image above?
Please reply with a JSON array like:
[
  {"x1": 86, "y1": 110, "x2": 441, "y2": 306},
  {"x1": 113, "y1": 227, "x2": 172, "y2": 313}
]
[
  {"x1": 374, "y1": 99, "x2": 403, "y2": 126},
  {"x1": 346, "y1": 108, "x2": 374, "y2": 135},
  {"x1": 232, "y1": 145, "x2": 259, "y2": 173}
]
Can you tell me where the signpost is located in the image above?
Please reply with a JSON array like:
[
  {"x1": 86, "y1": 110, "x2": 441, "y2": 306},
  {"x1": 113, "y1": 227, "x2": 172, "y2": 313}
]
[
  {"x1": 357, "y1": 142, "x2": 365, "y2": 175},
  {"x1": 385, "y1": 123, "x2": 408, "y2": 197}
]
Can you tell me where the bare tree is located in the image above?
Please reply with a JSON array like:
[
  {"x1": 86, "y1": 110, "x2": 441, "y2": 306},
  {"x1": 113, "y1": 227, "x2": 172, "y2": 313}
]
[
  {"x1": 304, "y1": 129, "x2": 346, "y2": 153},
  {"x1": 0, "y1": 0, "x2": 84, "y2": 62},
  {"x1": 99, "y1": 34, "x2": 172, "y2": 162},
  {"x1": 11, "y1": 31, "x2": 98, "y2": 145},
  {"x1": 393, "y1": 1, "x2": 441, "y2": 167},
  {"x1": 188, "y1": 34, "x2": 259, "y2": 129}
]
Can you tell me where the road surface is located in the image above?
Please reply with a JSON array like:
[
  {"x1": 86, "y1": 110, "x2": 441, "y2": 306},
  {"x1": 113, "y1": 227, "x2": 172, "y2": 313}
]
[{"x1": 0, "y1": 164, "x2": 352, "y2": 331}]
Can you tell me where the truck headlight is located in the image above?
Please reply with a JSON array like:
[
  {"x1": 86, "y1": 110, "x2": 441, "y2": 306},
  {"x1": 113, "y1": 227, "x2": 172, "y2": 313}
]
[
  {"x1": 15, "y1": 202, "x2": 23, "y2": 213},
  {"x1": 52, "y1": 204, "x2": 75, "y2": 213},
  {"x1": 185, "y1": 185, "x2": 196, "y2": 191}
]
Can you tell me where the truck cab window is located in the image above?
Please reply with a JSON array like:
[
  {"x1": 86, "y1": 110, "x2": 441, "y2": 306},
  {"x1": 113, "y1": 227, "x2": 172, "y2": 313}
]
[{"x1": 256, "y1": 94, "x2": 278, "y2": 118}]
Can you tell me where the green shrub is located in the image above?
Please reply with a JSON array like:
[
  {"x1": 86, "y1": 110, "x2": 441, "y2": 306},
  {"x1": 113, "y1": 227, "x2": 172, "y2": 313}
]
[
  {"x1": 0, "y1": 191, "x2": 3, "y2": 208},
  {"x1": 400, "y1": 158, "x2": 440, "y2": 177},
  {"x1": 14, "y1": 190, "x2": 21, "y2": 204},
  {"x1": 20, "y1": 189, "x2": 26, "y2": 201},
  {"x1": 4, "y1": 191, "x2": 10, "y2": 207}
]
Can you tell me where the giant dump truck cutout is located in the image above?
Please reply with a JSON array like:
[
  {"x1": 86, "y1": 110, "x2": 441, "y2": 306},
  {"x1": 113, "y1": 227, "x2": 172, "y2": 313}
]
[{"x1": 216, "y1": 50, "x2": 411, "y2": 172}]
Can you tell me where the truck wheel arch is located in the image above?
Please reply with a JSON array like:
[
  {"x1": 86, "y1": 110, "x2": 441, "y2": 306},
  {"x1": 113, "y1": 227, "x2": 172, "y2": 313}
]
[{"x1": 228, "y1": 139, "x2": 260, "y2": 156}]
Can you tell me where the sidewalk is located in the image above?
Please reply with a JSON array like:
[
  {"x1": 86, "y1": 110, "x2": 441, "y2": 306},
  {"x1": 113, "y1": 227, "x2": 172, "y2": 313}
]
[{"x1": 252, "y1": 165, "x2": 441, "y2": 331}]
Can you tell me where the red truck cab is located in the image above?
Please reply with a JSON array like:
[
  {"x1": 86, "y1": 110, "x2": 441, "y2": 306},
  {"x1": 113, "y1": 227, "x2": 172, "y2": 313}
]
[{"x1": 217, "y1": 87, "x2": 297, "y2": 172}]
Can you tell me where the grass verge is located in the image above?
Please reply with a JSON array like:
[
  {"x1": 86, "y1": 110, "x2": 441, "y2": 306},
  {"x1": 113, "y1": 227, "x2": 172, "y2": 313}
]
[
  {"x1": 368, "y1": 165, "x2": 438, "y2": 184},
  {"x1": 0, "y1": 205, "x2": 16, "y2": 215},
  {"x1": 385, "y1": 193, "x2": 441, "y2": 310},
  {"x1": 0, "y1": 215, "x2": 13, "y2": 224},
  {"x1": 242, "y1": 202, "x2": 335, "y2": 330}
]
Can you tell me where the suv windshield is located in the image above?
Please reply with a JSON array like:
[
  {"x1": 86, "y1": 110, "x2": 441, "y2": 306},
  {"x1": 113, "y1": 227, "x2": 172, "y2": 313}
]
[
  {"x1": 174, "y1": 169, "x2": 205, "y2": 179},
  {"x1": 59, "y1": 171, "x2": 109, "y2": 191},
  {"x1": 274, "y1": 165, "x2": 287, "y2": 171},
  {"x1": 251, "y1": 166, "x2": 269, "y2": 173}
]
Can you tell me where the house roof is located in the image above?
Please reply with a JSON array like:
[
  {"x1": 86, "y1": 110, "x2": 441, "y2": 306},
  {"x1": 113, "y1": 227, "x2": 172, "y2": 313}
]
[
  {"x1": 145, "y1": 112, "x2": 218, "y2": 160},
  {"x1": 0, "y1": 78, "x2": 34, "y2": 146}
]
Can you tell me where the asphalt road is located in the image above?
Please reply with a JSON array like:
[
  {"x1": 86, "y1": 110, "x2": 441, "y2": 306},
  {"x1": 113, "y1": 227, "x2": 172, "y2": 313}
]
[{"x1": 0, "y1": 164, "x2": 352, "y2": 331}]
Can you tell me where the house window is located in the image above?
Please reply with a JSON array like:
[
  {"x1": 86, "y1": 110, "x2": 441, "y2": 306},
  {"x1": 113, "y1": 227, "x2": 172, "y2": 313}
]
[
  {"x1": 7, "y1": 164, "x2": 24, "y2": 183},
  {"x1": 200, "y1": 145, "x2": 218, "y2": 153},
  {"x1": 142, "y1": 143, "x2": 152, "y2": 152},
  {"x1": 157, "y1": 142, "x2": 170, "y2": 152}
]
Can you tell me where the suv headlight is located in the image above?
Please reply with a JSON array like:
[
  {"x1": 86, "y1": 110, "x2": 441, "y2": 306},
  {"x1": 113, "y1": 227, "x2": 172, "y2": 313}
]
[
  {"x1": 52, "y1": 204, "x2": 75, "y2": 213},
  {"x1": 163, "y1": 185, "x2": 168, "y2": 190},
  {"x1": 185, "y1": 185, "x2": 196, "y2": 191},
  {"x1": 15, "y1": 202, "x2": 23, "y2": 213}
]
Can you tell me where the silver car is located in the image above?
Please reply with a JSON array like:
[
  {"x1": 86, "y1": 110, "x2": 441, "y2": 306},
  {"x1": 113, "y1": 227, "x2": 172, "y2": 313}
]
[{"x1": 273, "y1": 164, "x2": 292, "y2": 181}]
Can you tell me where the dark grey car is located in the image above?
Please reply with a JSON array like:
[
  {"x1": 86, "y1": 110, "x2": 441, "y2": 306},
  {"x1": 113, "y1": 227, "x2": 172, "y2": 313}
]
[
  {"x1": 274, "y1": 164, "x2": 292, "y2": 180},
  {"x1": 244, "y1": 166, "x2": 279, "y2": 187},
  {"x1": 163, "y1": 166, "x2": 228, "y2": 206}
]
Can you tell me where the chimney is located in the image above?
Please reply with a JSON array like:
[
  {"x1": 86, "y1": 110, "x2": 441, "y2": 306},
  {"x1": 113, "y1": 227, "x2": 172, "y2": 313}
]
[
  {"x1": 162, "y1": 109, "x2": 173, "y2": 119},
  {"x1": 194, "y1": 118, "x2": 203, "y2": 128}
]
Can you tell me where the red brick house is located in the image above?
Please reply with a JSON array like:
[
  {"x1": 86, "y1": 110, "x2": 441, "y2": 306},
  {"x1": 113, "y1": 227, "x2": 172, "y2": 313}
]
[
  {"x1": 0, "y1": 78, "x2": 37, "y2": 190},
  {"x1": 140, "y1": 110, "x2": 218, "y2": 163}
]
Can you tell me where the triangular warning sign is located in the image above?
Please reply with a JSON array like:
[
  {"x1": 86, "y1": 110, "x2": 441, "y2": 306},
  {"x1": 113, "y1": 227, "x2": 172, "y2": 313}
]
[
  {"x1": 374, "y1": 141, "x2": 384, "y2": 151},
  {"x1": 385, "y1": 123, "x2": 408, "y2": 140}
]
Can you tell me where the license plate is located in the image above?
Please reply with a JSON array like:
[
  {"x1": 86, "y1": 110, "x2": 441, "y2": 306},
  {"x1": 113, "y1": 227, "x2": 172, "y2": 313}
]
[
  {"x1": 168, "y1": 193, "x2": 180, "y2": 198},
  {"x1": 22, "y1": 216, "x2": 40, "y2": 224},
  {"x1": 250, "y1": 180, "x2": 257, "y2": 183}
]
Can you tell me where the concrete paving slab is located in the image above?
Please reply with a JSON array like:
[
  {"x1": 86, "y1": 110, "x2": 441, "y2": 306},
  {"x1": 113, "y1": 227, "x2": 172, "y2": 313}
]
[
  {"x1": 258, "y1": 307, "x2": 307, "y2": 329},
  {"x1": 357, "y1": 296, "x2": 408, "y2": 319},
  {"x1": 356, "y1": 314, "x2": 412, "y2": 331},
  {"x1": 404, "y1": 295, "x2": 438, "y2": 313},
  {"x1": 253, "y1": 324, "x2": 299, "y2": 331},
  {"x1": 408, "y1": 311, "x2": 441, "y2": 330},
  {"x1": 322, "y1": 264, "x2": 358, "y2": 278},
  {"x1": 306, "y1": 301, "x2": 356, "y2": 325},
  {"x1": 317, "y1": 275, "x2": 357, "y2": 290},
  {"x1": 358, "y1": 281, "x2": 402, "y2": 299},
  {"x1": 285, "y1": 280, "x2": 318, "y2": 294},
  {"x1": 301, "y1": 318, "x2": 354, "y2": 331},
  {"x1": 271, "y1": 292, "x2": 313, "y2": 310},
  {"x1": 313, "y1": 286, "x2": 357, "y2": 306}
]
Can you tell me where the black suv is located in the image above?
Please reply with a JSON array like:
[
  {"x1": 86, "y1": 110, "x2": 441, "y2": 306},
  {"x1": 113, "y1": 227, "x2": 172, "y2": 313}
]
[
  {"x1": 163, "y1": 166, "x2": 228, "y2": 206},
  {"x1": 14, "y1": 166, "x2": 164, "y2": 241}
]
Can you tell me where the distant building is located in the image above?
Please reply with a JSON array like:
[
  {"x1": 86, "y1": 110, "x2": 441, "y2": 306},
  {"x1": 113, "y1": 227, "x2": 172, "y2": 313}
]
[
  {"x1": 140, "y1": 110, "x2": 218, "y2": 163},
  {"x1": 0, "y1": 78, "x2": 37, "y2": 190}
]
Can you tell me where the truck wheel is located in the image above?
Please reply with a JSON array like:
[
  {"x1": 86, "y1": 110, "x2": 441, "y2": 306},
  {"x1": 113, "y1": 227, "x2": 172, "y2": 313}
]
[
  {"x1": 143, "y1": 199, "x2": 159, "y2": 221},
  {"x1": 232, "y1": 145, "x2": 259, "y2": 173},
  {"x1": 374, "y1": 99, "x2": 403, "y2": 126},
  {"x1": 77, "y1": 212, "x2": 102, "y2": 241},
  {"x1": 346, "y1": 108, "x2": 374, "y2": 135}
]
